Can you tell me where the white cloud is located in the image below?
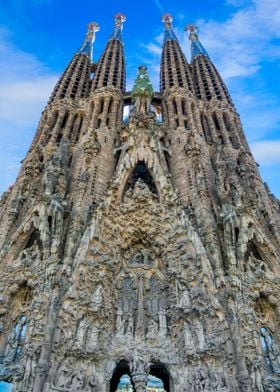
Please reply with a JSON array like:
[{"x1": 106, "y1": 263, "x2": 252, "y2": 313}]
[
  {"x1": 0, "y1": 29, "x2": 58, "y2": 128},
  {"x1": 0, "y1": 27, "x2": 58, "y2": 193},
  {"x1": 142, "y1": 0, "x2": 280, "y2": 82},
  {"x1": 141, "y1": 42, "x2": 162, "y2": 56},
  {"x1": 197, "y1": 0, "x2": 280, "y2": 80},
  {"x1": 138, "y1": 0, "x2": 280, "y2": 196},
  {"x1": 250, "y1": 140, "x2": 280, "y2": 166}
]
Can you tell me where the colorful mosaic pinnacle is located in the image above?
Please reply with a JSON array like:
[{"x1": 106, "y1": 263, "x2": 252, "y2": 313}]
[
  {"x1": 79, "y1": 22, "x2": 100, "y2": 58},
  {"x1": 131, "y1": 66, "x2": 154, "y2": 114},
  {"x1": 112, "y1": 13, "x2": 126, "y2": 42},
  {"x1": 162, "y1": 13, "x2": 178, "y2": 43},
  {"x1": 0, "y1": 11, "x2": 279, "y2": 392},
  {"x1": 185, "y1": 24, "x2": 209, "y2": 60}
]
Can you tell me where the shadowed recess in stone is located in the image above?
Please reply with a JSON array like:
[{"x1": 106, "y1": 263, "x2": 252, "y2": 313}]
[{"x1": 124, "y1": 161, "x2": 158, "y2": 196}]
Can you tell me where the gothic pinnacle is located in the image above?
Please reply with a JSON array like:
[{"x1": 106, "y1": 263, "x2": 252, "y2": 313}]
[
  {"x1": 111, "y1": 13, "x2": 126, "y2": 43},
  {"x1": 162, "y1": 13, "x2": 178, "y2": 44},
  {"x1": 185, "y1": 24, "x2": 209, "y2": 61},
  {"x1": 78, "y1": 21, "x2": 100, "y2": 60}
]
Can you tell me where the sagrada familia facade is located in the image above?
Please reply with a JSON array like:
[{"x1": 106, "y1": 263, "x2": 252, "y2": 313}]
[{"x1": 0, "y1": 12, "x2": 279, "y2": 392}]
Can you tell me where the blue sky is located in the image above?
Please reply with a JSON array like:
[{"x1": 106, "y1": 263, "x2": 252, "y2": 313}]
[
  {"x1": 0, "y1": 382, "x2": 12, "y2": 392},
  {"x1": 0, "y1": 0, "x2": 279, "y2": 197}
]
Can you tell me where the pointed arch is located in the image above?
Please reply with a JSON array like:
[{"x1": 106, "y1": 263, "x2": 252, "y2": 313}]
[
  {"x1": 120, "y1": 160, "x2": 160, "y2": 202},
  {"x1": 9, "y1": 218, "x2": 43, "y2": 263},
  {"x1": 149, "y1": 362, "x2": 173, "y2": 392},
  {"x1": 109, "y1": 360, "x2": 133, "y2": 392}
]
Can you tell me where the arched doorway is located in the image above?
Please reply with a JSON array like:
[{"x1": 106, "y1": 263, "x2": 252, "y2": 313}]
[
  {"x1": 149, "y1": 363, "x2": 170, "y2": 392},
  {"x1": 110, "y1": 360, "x2": 134, "y2": 392},
  {"x1": 110, "y1": 361, "x2": 171, "y2": 392}
]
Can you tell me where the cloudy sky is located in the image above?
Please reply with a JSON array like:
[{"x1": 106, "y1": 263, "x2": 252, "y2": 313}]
[{"x1": 0, "y1": 0, "x2": 279, "y2": 198}]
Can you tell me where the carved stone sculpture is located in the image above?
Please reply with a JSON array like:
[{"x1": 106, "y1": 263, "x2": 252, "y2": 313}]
[{"x1": 0, "y1": 13, "x2": 279, "y2": 392}]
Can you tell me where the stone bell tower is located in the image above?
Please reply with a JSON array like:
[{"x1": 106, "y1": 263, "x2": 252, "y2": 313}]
[{"x1": 0, "y1": 12, "x2": 280, "y2": 392}]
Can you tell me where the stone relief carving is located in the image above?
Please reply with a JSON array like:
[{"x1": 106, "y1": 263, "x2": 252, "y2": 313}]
[
  {"x1": 90, "y1": 284, "x2": 103, "y2": 312},
  {"x1": 260, "y1": 327, "x2": 280, "y2": 374},
  {"x1": 4, "y1": 316, "x2": 27, "y2": 363},
  {"x1": 0, "y1": 60, "x2": 279, "y2": 392},
  {"x1": 73, "y1": 318, "x2": 88, "y2": 350}
]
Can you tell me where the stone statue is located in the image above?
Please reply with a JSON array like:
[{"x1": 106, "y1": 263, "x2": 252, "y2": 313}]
[
  {"x1": 133, "y1": 179, "x2": 152, "y2": 198},
  {"x1": 22, "y1": 351, "x2": 37, "y2": 388},
  {"x1": 261, "y1": 327, "x2": 280, "y2": 373},
  {"x1": 68, "y1": 368, "x2": 85, "y2": 390},
  {"x1": 146, "y1": 318, "x2": 158, "y2": 339},
  {"x1": 193, "y1": 368, "x2": 207, "y2": 391},
  {"x1": 268, "y1": 341, "x2": 280, "y2": 374},
  {"x1": 91, "y1": 284, "x2": 103, "y2": 311},
  {"x1": 158, "y1": 309, "x2": 168, "y2": 337},
  {"x1": 177, "y1": 280, "x2": 191, "y2": 309},
  {"x1": 250, "y1": 361, "x2": 264, "y2": 392},
  {"x1": 74, "y1": 318, "x2": 88, "y2": 350},
  {"x1": 193, "y1": 319, "x2": 206, "y2": 351},
  {"x1": 55, "y1": 359, "x2": 71, "y2": 388},
  {"x1": 5, "y1": 316, "x2": 27, "y2": 362},
  {"x1": 5, "y1": 328, "x2": 19, "y2": 362},
  {"x1": 104, "y1": 360, "x2": 116, "y2": 382},
  {"x1": 115, "y1": 307, "x2": 125, "y2": 337},
  {"x1": 183, "y1": 322, "x2": 195, "y2": 353},
  {"x1": 126, "y1": 314, "x2": 134, "y2": 338},
  {"x1": 86, "y1": 326, "x2": 100, "y2": 353}
]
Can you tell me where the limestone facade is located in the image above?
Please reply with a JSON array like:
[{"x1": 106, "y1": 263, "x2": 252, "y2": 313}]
[{"x1": 0, "y1": 13, "x2": 280, "y2": 392}]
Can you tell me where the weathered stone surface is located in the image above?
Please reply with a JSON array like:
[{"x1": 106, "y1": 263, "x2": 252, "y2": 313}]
[{"x1": 0, "y1": 15, "x2": 279, "y2": 392}]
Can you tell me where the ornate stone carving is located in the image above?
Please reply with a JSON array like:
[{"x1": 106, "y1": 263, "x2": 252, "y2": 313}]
[{"x1": 0, "y1": 15, "x2": 279, "y2": 392}]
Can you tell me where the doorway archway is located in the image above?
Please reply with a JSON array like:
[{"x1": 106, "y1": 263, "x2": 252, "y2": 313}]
[{"x1": 110, "y1": 360, "x2": 134, "y2": 392}]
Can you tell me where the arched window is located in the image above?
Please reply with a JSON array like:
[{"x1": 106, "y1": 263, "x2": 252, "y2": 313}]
[
  {"x1": 200, "y1": 113, "x2": 212, "y2": 145},
  {"x1": 172, "y1": 99, "x2": 177, "y2": 115},
  {"x1": 212, "y1": 112, "x2": 220, "y2": 131}
]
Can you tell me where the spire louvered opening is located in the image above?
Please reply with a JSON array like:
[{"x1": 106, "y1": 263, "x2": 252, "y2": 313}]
[
  {"x1": 49, "y1": 54, "x2": 91, "y2": 103},
  {"x1": 92, "y1": 40, "x2": 125, "y2": 91},
  {"x1": 161, "y1": 41, "x2": 193, "y2": 93},
  {"x1": 193, "y1": 56, "x2": 233, "y2": 105}
]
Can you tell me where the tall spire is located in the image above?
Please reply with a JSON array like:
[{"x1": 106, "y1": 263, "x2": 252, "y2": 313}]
[
  {"x1": 162, "y1": 13, "x2": 178, "y2": 44},
  {"x1": 111, "y1": 13, "x2": 126, "y2": 43},
  {"x1": 78, "y1": 22, "x2": 100, "y2": 59},
  {"x1": 186, "y1": 24, "x2": 208, "y2": 61}
]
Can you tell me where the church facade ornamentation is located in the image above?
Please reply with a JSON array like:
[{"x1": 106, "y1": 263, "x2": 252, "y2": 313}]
[{"x1": 0, "y1": 12, "x2": 279, "y2": 392}]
